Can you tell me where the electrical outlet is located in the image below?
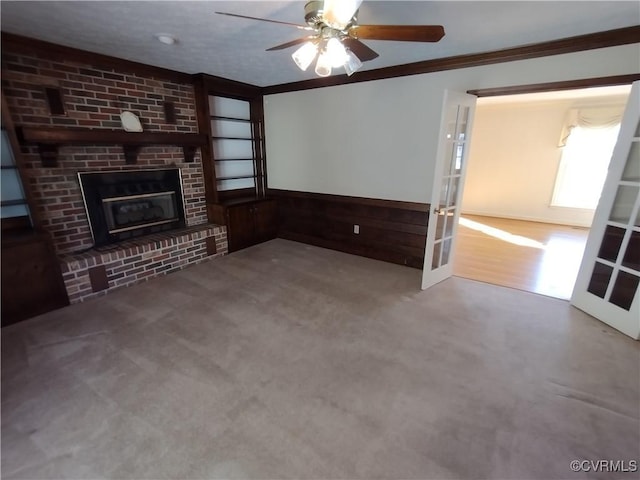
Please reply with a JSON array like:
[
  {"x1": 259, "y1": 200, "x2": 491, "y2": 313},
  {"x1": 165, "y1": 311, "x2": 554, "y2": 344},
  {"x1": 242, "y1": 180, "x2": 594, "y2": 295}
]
[{"x1": 354, "y1": 224, "x2": 360, "y2": 234}]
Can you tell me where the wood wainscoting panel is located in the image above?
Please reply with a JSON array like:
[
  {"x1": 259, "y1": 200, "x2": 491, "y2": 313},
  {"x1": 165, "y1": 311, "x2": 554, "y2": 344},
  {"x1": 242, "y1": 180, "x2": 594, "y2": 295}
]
[{"x1": 268, "y1": 189, "x2": 429, "y2": 269}]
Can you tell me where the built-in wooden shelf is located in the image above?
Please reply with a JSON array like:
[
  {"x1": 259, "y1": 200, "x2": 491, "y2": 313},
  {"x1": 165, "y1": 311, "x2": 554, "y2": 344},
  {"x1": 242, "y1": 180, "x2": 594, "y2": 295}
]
[{"x1": 18, "y1": 127, "x2": 207, "y2": 167}]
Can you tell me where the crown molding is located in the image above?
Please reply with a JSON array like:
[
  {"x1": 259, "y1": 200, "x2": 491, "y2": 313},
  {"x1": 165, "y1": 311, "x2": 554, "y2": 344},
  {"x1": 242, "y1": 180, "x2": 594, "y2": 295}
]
[
  {"x1": 193, "y1": 73, "x2": 262, "y2": 99},
  {"x1": 262, "y1": 25, "x2": 640, "y2": 95},
  {"x1": 1, "y1": 31, "x2": 193, "y2": 84},
  {"x1": 3, "y1": 25, "x2": 638, "y2": 95}
]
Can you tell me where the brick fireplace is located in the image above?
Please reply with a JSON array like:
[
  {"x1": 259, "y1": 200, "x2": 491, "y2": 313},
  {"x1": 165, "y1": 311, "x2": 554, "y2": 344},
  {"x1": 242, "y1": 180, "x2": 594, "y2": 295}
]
[{"x1": 2, "y1": 47, "x2": 227, "y2": 303}]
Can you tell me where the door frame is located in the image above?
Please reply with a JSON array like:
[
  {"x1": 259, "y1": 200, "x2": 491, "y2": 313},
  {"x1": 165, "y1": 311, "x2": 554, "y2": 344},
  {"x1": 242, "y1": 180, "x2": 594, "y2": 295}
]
[
  {"x1": 467, "y1": 74, "x2": 638, "y2": 99},
  {"x1": 445, "y1": 76, "x2": 636, "y2": 295}
]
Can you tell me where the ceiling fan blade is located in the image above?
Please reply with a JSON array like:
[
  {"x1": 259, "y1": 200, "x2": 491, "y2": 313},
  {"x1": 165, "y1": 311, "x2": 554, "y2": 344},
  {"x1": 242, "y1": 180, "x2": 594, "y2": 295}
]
[
  {"x1": 350, "y1": 25, "x2": 445, "y2": 42},
  {"x1": 342, "y1": 37, "x2": 379, "y2": 62},
  {"x1": 215, "y1": 12, "x2": 313, "y2": 31},
  {"x1": 267, "y1": 37, "x2": 316, "y2": 51}
]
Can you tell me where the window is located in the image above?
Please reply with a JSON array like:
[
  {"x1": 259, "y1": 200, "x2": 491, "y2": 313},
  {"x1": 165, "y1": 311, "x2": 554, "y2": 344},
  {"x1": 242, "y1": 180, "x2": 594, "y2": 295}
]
[
  {"x1": 209, "y1": 96, "x2": 264, "y2": 200},
  {"x1": 1, "y1": 127, "x2": 31, "y2": 224},
  {"x1": 552, "y1": 107, "x2": 623, "y2": 210}
]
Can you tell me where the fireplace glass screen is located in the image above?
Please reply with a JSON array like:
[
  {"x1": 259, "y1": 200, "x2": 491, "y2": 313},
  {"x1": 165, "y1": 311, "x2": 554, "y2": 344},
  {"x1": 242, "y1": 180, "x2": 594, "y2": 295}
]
[
  {"x1": 79, "y1": 169, "x2": 186, "y2": 247},
  {"x1": 102, "y1": 191, "x2": 178, "y2": 234}
]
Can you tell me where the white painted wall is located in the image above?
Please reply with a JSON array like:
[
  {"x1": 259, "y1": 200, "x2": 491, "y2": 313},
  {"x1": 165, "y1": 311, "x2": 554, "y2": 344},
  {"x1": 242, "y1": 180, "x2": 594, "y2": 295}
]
[
  {"x1": 462, "y1": 95, "x2": 628, "y2": 227},
  {"x1": 264, "y1": 44, "x2": 639, "y2": 204}
]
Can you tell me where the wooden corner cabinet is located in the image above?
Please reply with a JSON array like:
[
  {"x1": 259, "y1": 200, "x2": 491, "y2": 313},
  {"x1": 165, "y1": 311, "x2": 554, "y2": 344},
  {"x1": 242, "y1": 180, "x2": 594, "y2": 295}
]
[
  {"x1": 210, "y1": 198, "x2": 277, "y2": 252},
  {"x1": 225, "y1": 198, "x2": 277, "y2": 252}
]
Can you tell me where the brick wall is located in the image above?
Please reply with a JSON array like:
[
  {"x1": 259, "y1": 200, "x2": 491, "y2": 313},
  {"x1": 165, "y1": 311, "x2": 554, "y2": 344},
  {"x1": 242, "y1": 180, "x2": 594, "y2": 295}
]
[
  {"x1": 2, "y1": 46, "x2": 229, "y2": 304},
  {"x1": 1, "y1": 50, "x2": 207, "y2": 254}
]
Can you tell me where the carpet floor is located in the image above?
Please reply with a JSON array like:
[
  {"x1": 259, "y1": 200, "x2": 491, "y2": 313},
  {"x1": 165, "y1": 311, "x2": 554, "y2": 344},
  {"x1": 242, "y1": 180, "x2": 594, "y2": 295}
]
[{"x1": 2, "y1": 239, "x2": 639, "y2": 479}]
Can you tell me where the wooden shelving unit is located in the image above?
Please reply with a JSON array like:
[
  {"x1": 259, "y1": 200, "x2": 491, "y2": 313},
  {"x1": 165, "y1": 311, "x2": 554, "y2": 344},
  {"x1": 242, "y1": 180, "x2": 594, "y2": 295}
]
[{"x1": 18, "y1": 126, "x2": 207, "y2": 166}]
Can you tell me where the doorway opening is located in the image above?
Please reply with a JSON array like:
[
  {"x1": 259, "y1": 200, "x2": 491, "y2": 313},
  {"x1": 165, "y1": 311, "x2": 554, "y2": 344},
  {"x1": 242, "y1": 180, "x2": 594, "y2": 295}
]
[{"x1": 454, "y1": 84, "x2": 632, "y2": 300}]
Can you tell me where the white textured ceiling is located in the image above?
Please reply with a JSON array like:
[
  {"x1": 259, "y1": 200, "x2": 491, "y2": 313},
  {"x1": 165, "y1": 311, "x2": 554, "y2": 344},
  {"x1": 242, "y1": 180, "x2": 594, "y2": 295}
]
[{"x1": 1, "y1": 1, "x2": 638, "y2": 87}]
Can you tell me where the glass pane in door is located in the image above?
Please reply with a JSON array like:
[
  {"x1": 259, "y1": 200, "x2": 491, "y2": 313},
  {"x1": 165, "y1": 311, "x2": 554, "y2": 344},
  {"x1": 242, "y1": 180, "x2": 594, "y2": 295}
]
[
  {"x1": 597, "y1": 225, "x2": 625, "y2": 262},
  {"x1": 449, "y1": 176, "x2": 461, "y2": 207},
  {"x1": 431, "y1": 209, "x2": 447, "y2": 271},
  {"x1": 444, "y1": 211, "x2": 455, "y2": 237},
  {"x1": 439, "y1": 177, "x2": 450, "y2": 207},
  {"x1": 586, "y1": 137, "x2": 640, "y2": 311},
  {"x1": 453, "y1": 144, "x2": 464, "y2": 173},
  {"x1": 609, "y1": 185, "x2": 638, "y2": 223},
  {"x1": 610, "y1": 271, "x2": 640, "y2": 310},
  {"x1": 622, "y1": 230, "x2": 640, "y2": 270},
  {"x1": 432, "y1": 241, "x2": 442, "y2": 269},
  {"x1": 441, "y1": 238, "x2": 452, "y2": 265},
  {"x1": 443, "y1": 142, "x2": 456, "y2": 176},
  {"x1": 435, "y1": 210, "x2": 446, "y2": 238},
  {"x1": 456, "y1": 107, "x2": 469, "y2": 141},
  {"x1": 445, "y1": 105, "x2": 458, "y2": 140},
  {"x1": 587, "y1": 262, "x2": 614, "y2": 298},
  {"x1": 621, "y1": 142, "x2": 640, "y2": 181}
]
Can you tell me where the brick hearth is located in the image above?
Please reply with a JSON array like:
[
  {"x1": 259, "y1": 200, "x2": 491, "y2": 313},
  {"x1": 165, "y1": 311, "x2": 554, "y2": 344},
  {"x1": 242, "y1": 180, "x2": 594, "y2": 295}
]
[{"x1": 60, "y1": 224, "x2": 226, "y2": 303}]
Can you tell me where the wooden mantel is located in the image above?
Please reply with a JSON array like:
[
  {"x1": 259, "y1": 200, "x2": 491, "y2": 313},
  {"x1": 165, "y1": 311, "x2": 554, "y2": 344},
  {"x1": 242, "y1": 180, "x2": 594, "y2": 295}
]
[{"x1": 18, "y1": 127, "x2": 207, "y2": 166}]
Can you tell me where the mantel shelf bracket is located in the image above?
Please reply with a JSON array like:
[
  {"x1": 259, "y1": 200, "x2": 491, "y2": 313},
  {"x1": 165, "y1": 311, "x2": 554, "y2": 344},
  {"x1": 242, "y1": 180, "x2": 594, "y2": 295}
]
[
  {"x1": 122, "y1": 145, "x2": 140, "y2": 165},
  {"x1": 37, "y1": 144, "x2": 59, "y2": 168},
  {"x1": 182, "y1": 145, "x2": 197, "y2": 163}
]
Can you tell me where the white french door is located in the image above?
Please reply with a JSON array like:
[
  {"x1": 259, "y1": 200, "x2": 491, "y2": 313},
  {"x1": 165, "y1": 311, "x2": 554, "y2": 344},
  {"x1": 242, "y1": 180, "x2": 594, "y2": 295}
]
[
  {"x1": 571, "y1": 81, "x2": 640, "y2": 339},
  {"x1": 422, "y1": 90, "x2": 477, "y2": 290}
]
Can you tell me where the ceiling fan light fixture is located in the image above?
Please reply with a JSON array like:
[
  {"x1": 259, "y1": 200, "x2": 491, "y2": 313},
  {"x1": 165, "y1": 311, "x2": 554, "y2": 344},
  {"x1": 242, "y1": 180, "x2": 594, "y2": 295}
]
[
  {"x1": 292, "y1": 41, "x2": 319, "y2": 71},
  {"x1": 314, "y1": 50, "x2": 332, "y2": 77},
  {"x1": 325, "y1": 37, "x2": 348, "y2": 68},
  {"x1": 218, "y1": 0, "x2": 445, "y2": 80},
  {"x1": 322, "y1": 0, "x2": 363, "y2": 30},
  {"x1": 344, "y1": 49, "x2": 363, "y2": 76}
]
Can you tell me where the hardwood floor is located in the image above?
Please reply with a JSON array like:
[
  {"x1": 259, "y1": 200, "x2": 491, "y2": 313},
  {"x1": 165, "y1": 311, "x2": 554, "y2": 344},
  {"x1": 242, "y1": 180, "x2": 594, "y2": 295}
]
[{"x1": 454, "y1": 215, "x2": 590, "y2": 300}]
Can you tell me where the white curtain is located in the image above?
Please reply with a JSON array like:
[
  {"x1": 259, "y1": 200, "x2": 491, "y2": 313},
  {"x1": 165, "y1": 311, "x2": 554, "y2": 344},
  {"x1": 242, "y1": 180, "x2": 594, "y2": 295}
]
[{"x1": 558, "y1": 106, "x2": 624, "y2": 147}]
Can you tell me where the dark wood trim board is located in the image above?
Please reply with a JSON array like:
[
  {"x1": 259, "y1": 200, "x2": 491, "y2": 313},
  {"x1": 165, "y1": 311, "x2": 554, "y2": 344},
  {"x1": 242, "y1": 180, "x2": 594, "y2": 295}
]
[
  {"x1": 468, "y1": 74, "x2": 640, "y2": 97},
  {"x1": 194, "y1": 72, "x2": 262, "y2": 99}
]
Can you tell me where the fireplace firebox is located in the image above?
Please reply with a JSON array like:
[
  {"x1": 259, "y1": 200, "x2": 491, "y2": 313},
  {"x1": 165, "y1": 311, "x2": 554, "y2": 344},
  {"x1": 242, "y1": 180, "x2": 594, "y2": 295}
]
[{"x1": 78, "y1": 169, "x2": 186, "y2": 247}]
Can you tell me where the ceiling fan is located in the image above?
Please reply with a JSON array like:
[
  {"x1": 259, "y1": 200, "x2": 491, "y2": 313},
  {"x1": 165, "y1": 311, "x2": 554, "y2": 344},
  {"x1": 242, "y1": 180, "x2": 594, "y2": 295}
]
[{"x1": 216, "y1": 0, "x2": 445, "y2": 78}]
